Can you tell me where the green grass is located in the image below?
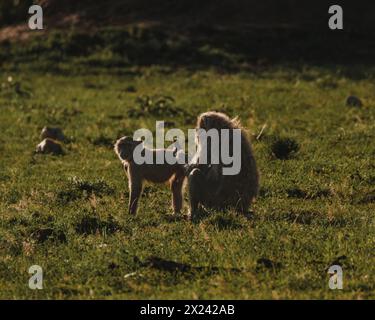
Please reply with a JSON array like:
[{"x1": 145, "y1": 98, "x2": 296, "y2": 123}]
[{"x1": 0, "y1": 31, "x2": 374, "y2": 299}]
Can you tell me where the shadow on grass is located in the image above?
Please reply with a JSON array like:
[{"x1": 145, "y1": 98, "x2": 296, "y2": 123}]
[
  {"x1": 264, "y1": 209, "x2": 352, "y2": 227},
  {"x1": 57, "y1": 177, "x2": 115, "y2": 204},
  {"x1": 255, "y1": 258, "x2": 282, "y2": 273},
  {"x1": 135, "y1": 256, "x2": 242, "y2": 275},
  {"x1": 75, "y1": 214, "x2": 121, "y2": 235}
]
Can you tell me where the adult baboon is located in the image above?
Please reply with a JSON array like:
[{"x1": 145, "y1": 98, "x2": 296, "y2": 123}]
[{"x1": 186, "y1": 111, "x2": 259, "y2": 218}]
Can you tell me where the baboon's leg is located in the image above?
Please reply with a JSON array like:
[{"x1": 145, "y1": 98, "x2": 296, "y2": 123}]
[
  {"x1": 235, "y1": 197, "x2": 247, "y2": 215},
  {"x1": 234, "y1": 192, "x2": 252, "y2": 215},
  {"x1": 171, "y1": 175, "x2": 184, "y2": 213},
  {"x1": 188, "y1": 168, "x2": 205, "y2": 218},
  {"x1": 128, "y1": 182, "x2": 142, "y2": 215}
]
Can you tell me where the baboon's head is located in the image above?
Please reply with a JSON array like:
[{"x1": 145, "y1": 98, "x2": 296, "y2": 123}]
[
  {"x1": 197, "y1": 111, "x2": 237, "y2": 130},
  {"x1": 114, "y1": 136, "x2": 142, "y2": 162},
  {"x1": 195, "y1": 111, "x2": 241, "y2": 146}
]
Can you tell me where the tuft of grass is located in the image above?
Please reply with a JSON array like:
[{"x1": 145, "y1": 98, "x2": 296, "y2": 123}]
[
  {"x1": 127, "y1": 95, "x2": 194, "y2": 124},
  {"x1": 56, "y1": 177, "x2": 114, "y2": 204},
  {"x1": 30, "y1": 227, "x2": 67, "y2": 244},
  {"x1": 75, "y1": 214, "x2": 121, "y2": 236},
  {"x1": 270, "y1": 137, "x2": 300, "y2": 159},
  {"x1": 208, "y1": 212, "x2": 244, "y2": 230}
]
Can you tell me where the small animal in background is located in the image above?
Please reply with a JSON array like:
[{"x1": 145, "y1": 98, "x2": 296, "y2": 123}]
[
  {"x1": 36, "y1": 138, "x2": 64, "y2": 155},
  {"x1": 40, "y1": 126, "x2": 65, "y2": 142},
  {"x1": 114, "y1": 136, "x2": 186, "y2": 215},
  {"x1": 346, "y1": 95, "x2": 362, "y2": 107}
]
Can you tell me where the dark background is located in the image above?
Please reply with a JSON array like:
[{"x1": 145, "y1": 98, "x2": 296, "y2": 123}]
[
  {"x1": 1, "y1": 0, "x2": 375, "y2": 30},
  {"x1": 1, "y1": 0, "x2": 375, "y2": 68}
]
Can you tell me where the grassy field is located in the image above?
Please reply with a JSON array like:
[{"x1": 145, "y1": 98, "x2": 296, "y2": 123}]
[{"x1": 0, "y1": 28, "x2": 374, "y2": 299}]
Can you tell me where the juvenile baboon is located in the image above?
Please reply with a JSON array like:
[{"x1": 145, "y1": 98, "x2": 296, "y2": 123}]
[
  {"x1": 186, "y1": 111, "x2": 259, "y2": 217},
  {"x1": 114, "y1": 136, "x2": 186, "y2": 215}
]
